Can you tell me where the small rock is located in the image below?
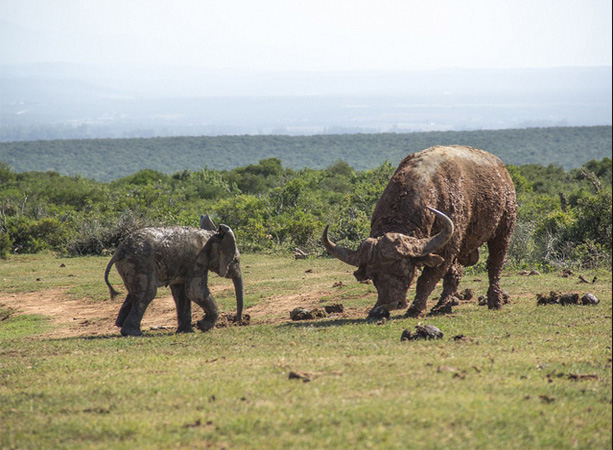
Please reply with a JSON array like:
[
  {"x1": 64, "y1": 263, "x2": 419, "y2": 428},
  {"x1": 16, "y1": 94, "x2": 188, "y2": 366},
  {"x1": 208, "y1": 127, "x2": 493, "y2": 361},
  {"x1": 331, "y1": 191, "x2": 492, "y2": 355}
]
[
  {"x1": 367, "y1": 306, "x2": 390, "y2": 321},
  {"x1": 529, "y1": 269, "x2": 541, "y2": 276},
  {"x1": 290, "y1": 308, "x2": 311, "y2": 321},
  {"x1": 538, "y1": 395, "x2": 556, "y2": 404},
  {"x1": 289, "y1": 371, "x2": 315, "y2": 382},
  {"x1": 537, "y1": 291, "x2": 562, "y2": 305},
  {"x1": 559, "y1": 293, "x2": 580, "y2": 305},
  {"x1": 581, "y1": 293, "x2": 599, "y2": 305},
  {"x1": 324, "y1": 303, "x2": 344, "y2": 314},
  {"x1": 460, "y1": 288, "x2": 474, "y2": 301},
  {"x1": 401, "y1": 324, "x2": 444, "y2": 341},
  {"x1": 537, "y1": 291, "x2": 595, "y2": 306}
]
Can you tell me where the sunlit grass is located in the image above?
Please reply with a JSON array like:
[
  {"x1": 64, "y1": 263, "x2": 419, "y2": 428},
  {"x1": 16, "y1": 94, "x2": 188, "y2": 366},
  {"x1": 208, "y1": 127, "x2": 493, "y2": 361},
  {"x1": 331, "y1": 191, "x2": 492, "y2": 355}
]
[{"x1": 0, "y1": 253, "x2": 611, "y2": 449}]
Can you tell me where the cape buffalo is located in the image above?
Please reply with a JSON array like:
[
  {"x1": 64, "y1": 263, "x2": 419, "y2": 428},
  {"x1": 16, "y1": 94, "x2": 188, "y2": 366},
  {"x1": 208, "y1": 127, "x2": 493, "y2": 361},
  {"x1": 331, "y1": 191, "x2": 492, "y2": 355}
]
[{"x1": 323, "y1": 145, "x2": 517, "y2": 318}]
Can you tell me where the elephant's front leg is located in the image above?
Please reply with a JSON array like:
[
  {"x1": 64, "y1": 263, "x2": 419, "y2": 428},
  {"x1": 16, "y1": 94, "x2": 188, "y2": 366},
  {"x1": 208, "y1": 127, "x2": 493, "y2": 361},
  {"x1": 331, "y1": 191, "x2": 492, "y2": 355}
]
[
  {"x1": 171, "y1": 284, "x2": 194, "y2": 333},
  {"x1": 193, "y1": 290, "x2": 219, "y2": 332},
  {"x1": 187, "y1": 273, "x2": 219, "y2": 332}
]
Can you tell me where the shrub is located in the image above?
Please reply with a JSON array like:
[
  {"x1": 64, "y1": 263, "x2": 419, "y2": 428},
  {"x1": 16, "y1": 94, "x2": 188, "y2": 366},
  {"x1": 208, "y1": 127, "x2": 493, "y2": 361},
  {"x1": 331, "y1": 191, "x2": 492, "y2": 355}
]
[
  {"x1": 0, "y1": 229, "x2": 11, "y2": 259},
  {"x1": 4, "y1": 216, "x2": 68, "y2": 254}
]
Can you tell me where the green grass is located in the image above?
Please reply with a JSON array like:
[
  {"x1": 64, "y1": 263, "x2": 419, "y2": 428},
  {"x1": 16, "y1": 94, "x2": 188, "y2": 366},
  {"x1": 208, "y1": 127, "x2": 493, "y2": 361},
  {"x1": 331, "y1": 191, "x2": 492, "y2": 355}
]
[{"x1": 1, "y1": 253, "x2": 611, "y2": 449}]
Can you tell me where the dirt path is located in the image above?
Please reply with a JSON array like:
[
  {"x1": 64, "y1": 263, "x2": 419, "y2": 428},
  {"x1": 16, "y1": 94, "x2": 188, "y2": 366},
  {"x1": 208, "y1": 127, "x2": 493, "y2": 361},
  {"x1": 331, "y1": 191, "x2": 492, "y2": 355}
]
[{"x1": 0, "y1": 288, "x2": 366, "y2": 339}]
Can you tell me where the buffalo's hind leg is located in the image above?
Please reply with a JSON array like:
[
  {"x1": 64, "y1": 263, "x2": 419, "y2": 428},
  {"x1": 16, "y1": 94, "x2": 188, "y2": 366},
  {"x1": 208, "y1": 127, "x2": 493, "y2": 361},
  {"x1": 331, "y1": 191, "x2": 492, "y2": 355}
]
[
  {"x1": 171, "y1": 284, "x2": 194, "y2": 333},
  {"x1": 486, "y1": 223, "x2": 513, "y2": 309}
]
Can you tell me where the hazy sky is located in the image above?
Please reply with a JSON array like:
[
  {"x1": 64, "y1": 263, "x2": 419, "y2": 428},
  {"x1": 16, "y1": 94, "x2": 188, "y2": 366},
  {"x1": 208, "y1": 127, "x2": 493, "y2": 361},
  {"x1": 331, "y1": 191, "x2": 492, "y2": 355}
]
[{"x1": 1, "y1": 0, "x2": 612, "y2": 71}]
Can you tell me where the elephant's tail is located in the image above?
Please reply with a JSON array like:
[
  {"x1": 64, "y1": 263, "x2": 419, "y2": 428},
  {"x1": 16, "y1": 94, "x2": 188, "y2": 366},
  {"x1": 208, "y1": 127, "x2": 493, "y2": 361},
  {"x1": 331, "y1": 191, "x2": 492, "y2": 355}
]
[{"x1": 104, "y1": 253, "x2": 121, "y2": 300}]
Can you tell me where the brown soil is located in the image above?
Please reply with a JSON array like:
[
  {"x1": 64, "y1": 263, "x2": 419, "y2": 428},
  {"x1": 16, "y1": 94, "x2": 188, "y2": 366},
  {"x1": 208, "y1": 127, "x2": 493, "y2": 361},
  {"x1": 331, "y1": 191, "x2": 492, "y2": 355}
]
[{"x1": 0, "y1": 288, "x2": 368, "y2": 339}]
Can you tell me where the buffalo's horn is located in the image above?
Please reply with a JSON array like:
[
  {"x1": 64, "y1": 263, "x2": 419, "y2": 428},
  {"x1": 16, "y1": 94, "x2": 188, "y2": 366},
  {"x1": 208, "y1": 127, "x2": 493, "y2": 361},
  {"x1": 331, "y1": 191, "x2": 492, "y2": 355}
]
[
  {"x1": 417, "y1": 207, "x2": 455, "y2": 256},
  {"x1": 321, "y1": 226, "x2": 361, "y2": 267}
]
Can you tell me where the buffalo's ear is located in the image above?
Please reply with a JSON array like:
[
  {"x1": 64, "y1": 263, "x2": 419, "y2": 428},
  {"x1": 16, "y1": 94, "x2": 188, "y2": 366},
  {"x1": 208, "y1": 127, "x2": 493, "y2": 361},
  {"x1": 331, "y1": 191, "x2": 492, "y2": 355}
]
[
  {"x1": 415, "y1": 254, "x2": 445, "y2": 267},
  {"x1": 200, "y1": 214, "x2": 217, "y2": 231},
  {"x1": 353, "y1": 265, "x2": 370, "y2": 282}
]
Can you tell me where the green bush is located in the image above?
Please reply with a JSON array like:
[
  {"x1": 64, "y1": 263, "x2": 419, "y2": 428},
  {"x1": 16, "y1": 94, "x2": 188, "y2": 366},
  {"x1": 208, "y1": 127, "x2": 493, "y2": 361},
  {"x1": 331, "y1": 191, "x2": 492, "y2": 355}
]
[
  {"x1": 0, "y1": 154, "x2": 611, "y2": 269},
  {"x1": 0, "y1": 229, "x2": 10, "y2": 259},
  {"x1": 4, "y1": 216, "x2": 68, "y2": 254}
]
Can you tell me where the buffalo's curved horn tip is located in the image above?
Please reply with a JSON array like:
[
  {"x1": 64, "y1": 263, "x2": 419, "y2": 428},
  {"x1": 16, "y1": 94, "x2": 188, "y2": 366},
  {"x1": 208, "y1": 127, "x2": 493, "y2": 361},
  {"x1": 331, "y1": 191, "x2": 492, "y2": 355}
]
[
  {"x1": 419, "y1": 207, "x2": 455, "y2": 256},
  {"x1": 321, "y1": 226, "x2": 361, "y2": 267}
]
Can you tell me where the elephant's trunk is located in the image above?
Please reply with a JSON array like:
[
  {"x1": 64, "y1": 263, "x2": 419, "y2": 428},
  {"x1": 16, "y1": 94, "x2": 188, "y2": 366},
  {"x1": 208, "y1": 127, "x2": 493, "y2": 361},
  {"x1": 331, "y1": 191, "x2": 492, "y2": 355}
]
[{"x1": 232, "y1": 270, "x2": 244, "y2": 321}]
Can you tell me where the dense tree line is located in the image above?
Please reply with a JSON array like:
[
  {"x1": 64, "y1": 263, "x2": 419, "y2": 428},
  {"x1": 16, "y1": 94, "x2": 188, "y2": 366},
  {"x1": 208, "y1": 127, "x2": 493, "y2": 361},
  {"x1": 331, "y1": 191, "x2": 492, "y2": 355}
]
[
  {"x1": 1, "y1": 155, "x2": 611, "y2": 270},
  {"x1": 0, "y1": 126, "x2": 610, "y2": 181}
]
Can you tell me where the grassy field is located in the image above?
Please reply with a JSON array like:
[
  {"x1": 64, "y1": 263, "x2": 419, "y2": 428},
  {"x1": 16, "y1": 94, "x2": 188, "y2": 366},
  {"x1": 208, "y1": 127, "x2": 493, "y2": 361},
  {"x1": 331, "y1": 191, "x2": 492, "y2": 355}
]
[{"x1": 1, "y1": 253, "x2": 611, "y2": 449}]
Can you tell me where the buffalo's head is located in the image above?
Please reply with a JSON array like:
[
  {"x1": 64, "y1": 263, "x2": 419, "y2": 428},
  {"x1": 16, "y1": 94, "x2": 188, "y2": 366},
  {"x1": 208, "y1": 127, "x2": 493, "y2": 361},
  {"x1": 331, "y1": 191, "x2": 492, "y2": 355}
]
[{"x1": 322, "y1": 207, "x2": 454, "y2": 311}]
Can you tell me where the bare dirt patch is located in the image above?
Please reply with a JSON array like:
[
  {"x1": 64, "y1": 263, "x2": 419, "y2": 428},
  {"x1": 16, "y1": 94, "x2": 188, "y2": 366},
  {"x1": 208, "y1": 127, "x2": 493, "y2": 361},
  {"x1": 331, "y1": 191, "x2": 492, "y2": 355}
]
[
  {"x1": 0, "y1": 289, "x2": 177, "y2": 339},
  {"x1": 0, "y1": 288, "x2": 367, "y2": 339}
]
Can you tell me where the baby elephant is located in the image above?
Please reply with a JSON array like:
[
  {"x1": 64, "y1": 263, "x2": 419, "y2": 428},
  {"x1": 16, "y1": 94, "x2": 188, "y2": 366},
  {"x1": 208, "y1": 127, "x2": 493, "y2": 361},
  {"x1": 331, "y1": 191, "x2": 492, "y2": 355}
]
[{"x1": 104, "y1": 215, "x2": 243, "y2": 337}]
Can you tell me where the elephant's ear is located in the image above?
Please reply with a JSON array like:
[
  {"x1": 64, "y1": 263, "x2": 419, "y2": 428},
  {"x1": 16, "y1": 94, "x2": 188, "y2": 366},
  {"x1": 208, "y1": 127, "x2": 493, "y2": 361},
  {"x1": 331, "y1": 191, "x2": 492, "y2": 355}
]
[
  {"x1": 200, "y1": 214, "x2": 217, "y2": 231},
  {"x1": 217, "y1": 225, "x2": 240, "y2": 278}
]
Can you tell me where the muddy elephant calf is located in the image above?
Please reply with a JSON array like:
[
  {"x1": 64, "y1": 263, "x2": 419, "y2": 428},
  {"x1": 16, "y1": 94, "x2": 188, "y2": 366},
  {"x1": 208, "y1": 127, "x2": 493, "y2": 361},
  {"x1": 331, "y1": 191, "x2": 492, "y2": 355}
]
[{"x1": 104, "y1": 216, "x2": 243, "y2": 337}]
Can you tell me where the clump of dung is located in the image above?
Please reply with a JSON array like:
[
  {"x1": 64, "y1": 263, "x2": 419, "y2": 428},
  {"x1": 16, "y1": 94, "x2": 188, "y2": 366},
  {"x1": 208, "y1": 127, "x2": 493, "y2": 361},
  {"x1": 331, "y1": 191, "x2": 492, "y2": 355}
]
[
  {"x1": 536, "y1": 291, "x2": 599, "y2": 306},
  {"x1": 401, "y1": 324, "x2": 444, "y2": 341},
  {"x1": 215, "y1": 313, "x2": 251, "y2": 328}
]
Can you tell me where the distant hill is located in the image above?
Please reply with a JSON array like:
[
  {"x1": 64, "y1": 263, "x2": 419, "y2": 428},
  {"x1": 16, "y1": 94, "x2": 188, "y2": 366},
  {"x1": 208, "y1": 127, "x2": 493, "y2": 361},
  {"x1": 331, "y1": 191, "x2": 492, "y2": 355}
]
[
  {"x1": 1, "y1": 64, "x2": 611, "y2": 139},
  {"x1": 0, "y1": 126, "x2": 611, "y2": 182}
]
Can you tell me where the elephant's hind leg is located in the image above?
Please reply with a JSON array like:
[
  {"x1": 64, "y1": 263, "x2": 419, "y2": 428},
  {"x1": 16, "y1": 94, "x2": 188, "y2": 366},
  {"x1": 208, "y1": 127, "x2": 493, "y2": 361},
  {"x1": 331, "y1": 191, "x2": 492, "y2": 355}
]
[
  {"x1": 120, "y1": 275, "x2": 157, "y2": 337},
  {"x1": 171, "y1": 284, "x2": 194, "y2": 333},
  {"x1": 115, "y1": 294, "x2": 133, "y2": 327}
]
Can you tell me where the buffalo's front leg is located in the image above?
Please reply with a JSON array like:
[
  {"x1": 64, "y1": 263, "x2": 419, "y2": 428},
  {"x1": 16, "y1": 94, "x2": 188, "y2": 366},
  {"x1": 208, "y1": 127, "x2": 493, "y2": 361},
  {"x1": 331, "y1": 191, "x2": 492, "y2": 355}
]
[
  {"x1": 429, "y1": 262, "x2": 463, "y2": 315},
  {"x1": 171, "y1": 284, "x2": 194, "y2": 333},
  {"x1": 405, "y1": 265, "x2": 448, "y2": 318}
]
